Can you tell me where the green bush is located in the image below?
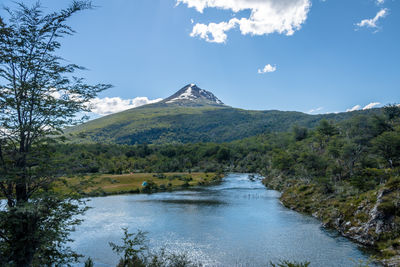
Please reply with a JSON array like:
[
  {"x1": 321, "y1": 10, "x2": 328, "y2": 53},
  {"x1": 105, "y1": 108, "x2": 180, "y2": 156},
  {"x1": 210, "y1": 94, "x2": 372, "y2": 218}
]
[{"x1": 378, "y1": 201, "x2": 397, "y2": 217}]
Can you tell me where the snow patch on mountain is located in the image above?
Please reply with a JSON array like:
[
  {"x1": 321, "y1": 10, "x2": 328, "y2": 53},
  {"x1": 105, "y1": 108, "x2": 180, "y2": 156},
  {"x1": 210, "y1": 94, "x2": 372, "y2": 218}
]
[
  {"x1": 167, "y1": 85, "x2": 196, "y2": 103},
  {"x1": 165, "y1": 84, "x2": 224, "y2": 105}
]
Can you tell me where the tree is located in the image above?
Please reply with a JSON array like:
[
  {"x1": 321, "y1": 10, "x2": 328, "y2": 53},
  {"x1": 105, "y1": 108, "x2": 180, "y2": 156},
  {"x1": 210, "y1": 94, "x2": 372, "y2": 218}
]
[
  {"x1": 216, "y1": 147, "x2": 230, "y2": 162},
  {"x1": 292, "y1": 125, "x2": 308, "y2": 141},
  {"x1": 109, "y1": 228, "x2": 148, "y2": 267},
  {"x1": 373, "y1": 130, "x2": 400, "y2": 168},
  {"x1": 384, "y1": 104, "x2": 400, "y2": 122},
  {"x1": 110, "y1": 228, "x2": 197, "y2": 267},
  {"x1": 0, "y1": 1, "x2": 111, "y2": 265},
  {"x1": 316, "y1": 120, "x2": 338, "y2": 137}
]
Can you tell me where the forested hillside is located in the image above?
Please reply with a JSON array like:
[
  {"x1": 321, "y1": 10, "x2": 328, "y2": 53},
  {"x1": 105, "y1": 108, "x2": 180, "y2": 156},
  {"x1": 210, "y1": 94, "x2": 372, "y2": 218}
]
[{"x1": 66, "y1": 103, "x2": 383, "y2": 144}]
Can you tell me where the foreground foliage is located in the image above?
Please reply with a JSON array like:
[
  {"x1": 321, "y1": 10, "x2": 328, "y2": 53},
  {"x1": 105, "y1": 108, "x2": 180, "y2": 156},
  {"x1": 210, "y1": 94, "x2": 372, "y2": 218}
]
[
  {"x1": 106, "y1": 228, "x2": 311, "y2": 267},
  {"x1": 108, "y1": 228, "x2": 199, "y2": 267}
]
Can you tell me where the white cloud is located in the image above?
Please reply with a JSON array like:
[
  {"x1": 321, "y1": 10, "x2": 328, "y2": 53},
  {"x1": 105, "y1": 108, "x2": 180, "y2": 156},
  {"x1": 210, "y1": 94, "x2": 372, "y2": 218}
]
[
  {"x1": 191, "y1": 20, "x2": 237, "y2": 43},
  {"x1": 363, "y1": 102, "x2": 381, "y2": 110},
  {"x1": 356, "y1": 8, "x2": 388, "y2": 29},
  {"x1": 346, "y1": 103, "x2": 381, "y2": 112},
  {"x1": 346, "y1": 105, "x2": 361, "y2": 112},
  {"x1": 308, "y1": 107, "x2": 323, "y2": 114},
  {"x1": 377, "y1": 0, "x2": 384, "y2": 5},
  {"x1": 258, "y1": 64, "x2": 277, "y2": 74},
  {"x1": 177, "y1": 0, "x2": 311, "y2": 43},
  {"x1": 89, "y1": 96, "x2": 162, "y2": 116}
]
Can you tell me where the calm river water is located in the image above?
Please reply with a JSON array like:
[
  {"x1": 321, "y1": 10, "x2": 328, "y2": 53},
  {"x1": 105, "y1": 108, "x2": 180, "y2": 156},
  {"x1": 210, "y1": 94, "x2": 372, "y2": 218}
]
[{"x1": 70, "y1": 173, "x2": 376, "y2": 266}]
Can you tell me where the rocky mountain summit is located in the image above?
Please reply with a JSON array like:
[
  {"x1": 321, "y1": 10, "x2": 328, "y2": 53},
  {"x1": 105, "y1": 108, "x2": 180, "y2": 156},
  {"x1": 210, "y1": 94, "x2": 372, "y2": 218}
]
[{"x1": 160, "y1": 84, "x2": 224, "y2": 106}]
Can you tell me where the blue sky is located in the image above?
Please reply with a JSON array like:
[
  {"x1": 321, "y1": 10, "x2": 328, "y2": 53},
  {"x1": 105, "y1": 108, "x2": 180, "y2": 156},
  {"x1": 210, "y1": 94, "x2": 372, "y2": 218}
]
[{"x1": 2, "y1": 0, "x2": 399, "y2": 115}]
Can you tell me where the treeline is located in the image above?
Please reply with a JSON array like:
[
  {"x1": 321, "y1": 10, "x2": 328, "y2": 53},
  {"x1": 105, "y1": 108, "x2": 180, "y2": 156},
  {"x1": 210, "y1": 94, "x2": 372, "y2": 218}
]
[{"x1": 56, "y1": 135, "x2": 272, "y2": 175}]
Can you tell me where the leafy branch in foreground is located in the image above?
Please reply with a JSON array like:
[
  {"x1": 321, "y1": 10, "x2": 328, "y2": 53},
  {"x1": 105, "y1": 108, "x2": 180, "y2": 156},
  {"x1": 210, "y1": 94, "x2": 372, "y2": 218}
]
[
  {"x1": 0, "y1": 1, "x2": 111, "y2": 265},
  {"x1": 109, "y1": 228, "x2": 149, "y2": 267},
  {"x1": 110, "y1": 228, "x2": 313, "y2": 267},
  {"x1": 110, "y1": 228, "x2": 199, "y2": 267}
]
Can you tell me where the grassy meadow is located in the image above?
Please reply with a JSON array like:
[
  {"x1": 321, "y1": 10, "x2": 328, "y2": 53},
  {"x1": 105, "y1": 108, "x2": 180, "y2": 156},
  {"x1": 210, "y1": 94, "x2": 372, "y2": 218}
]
[{"x1": 59, "y1": 172, "x2": 223, "y2": 197}]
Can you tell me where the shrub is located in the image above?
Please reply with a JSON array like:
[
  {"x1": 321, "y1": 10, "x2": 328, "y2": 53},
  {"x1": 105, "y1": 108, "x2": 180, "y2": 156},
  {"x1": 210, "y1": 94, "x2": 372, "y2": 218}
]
[
  {"x1": 111, "y1": 229, "x2": 198, "y2": 267},
  {"x1": 378, "y1": 201, "x2": 397, "y2": 217}
]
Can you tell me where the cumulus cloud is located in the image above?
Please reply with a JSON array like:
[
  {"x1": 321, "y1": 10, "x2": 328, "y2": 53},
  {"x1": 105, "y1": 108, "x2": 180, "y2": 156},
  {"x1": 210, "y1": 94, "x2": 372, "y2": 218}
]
[
  {"x1": 258, "y1": 64, "x2": 277, "y2": 74},
  {"x1": 191, "y1": 20, "x2": 237, "y2": 43},
  {"x1": 346, "y1": 105, "x2": 361, "y2": 112},
  {"x1": 177, "y1": 0, "x2": 311, "y2": 43},
  {"x1": 356, "y1": 9, "x2": 388, "y2": 29},
  {"x1": 89, "y1": 97, "x2": 162, "y2": 116},
  {"x1": 377, "y1": 0, "x2": 384, "y2": 5},
  {"x1": 363, "y1": 102, "x2": 381, "y2": 110}
]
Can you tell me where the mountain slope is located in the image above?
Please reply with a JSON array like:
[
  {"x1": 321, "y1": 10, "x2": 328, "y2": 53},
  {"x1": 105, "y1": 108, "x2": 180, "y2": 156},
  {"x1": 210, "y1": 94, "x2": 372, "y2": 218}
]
[{"x1": 66, "y1": 84, "x2": 383, "y2": 144}]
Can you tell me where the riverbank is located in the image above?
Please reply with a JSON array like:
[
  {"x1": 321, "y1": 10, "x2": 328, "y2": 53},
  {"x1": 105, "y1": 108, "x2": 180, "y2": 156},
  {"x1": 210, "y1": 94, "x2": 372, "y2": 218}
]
[
  {"x1": 59, "y1": 172, "x2": 223, "y2": 197},
  {"x1": 262, "y1": 175, "x2": 400, "y2": 266}
]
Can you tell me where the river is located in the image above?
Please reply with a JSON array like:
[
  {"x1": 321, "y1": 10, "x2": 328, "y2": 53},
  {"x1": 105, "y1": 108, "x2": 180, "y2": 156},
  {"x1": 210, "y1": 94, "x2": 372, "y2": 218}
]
[{"x1": 70, "y1": 173, "x2": 376, "y2": 266}]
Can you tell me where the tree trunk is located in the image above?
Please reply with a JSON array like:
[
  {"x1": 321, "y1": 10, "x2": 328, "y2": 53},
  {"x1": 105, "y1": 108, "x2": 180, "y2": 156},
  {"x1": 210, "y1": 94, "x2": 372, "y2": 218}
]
[{"x1": 9, "y1": 209, "x2": 38, "y2": 267}]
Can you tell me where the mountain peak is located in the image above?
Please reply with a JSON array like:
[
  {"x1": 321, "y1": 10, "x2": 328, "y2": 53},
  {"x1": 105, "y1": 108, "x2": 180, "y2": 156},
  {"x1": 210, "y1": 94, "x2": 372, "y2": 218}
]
[{"x1": 161, "y1": 84, "x2": 224, "y2": 106}]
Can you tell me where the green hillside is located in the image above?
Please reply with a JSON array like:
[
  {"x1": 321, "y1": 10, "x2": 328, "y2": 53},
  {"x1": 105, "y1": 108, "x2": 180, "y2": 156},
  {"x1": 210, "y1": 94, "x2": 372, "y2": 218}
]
[{"x1": 65, "y1": 102, "x2": 383, "y2": 144}]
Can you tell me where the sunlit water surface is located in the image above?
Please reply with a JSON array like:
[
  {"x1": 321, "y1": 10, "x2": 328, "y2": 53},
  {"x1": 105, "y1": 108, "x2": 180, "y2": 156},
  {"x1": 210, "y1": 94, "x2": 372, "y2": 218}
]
[{"x1": 70, "y1": 173, "x2": 376, "y2": 266}]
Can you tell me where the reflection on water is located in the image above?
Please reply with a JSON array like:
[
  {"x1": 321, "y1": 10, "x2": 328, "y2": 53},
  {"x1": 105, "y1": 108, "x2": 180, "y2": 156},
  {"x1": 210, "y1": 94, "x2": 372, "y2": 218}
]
[{"x1": 70, "y1": 173, "x2": 376, "y2": 267}]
